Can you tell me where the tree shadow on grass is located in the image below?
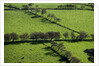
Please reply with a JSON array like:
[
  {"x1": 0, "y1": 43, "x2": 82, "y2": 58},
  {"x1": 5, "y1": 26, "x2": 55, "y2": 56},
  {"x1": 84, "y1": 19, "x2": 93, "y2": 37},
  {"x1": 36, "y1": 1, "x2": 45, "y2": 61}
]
[
  {"x1": 43, "y1": 46, "x2": 70, "y2": 63},
  {"x1": 4, "y1": 40, "x2": 51, "y2": 45},
  {"x1": 31, "y1": 15, "x2": 41, "y2": 18},
  {"x1": 4, "y1": 39, "x2": 93, "y2": 45}
]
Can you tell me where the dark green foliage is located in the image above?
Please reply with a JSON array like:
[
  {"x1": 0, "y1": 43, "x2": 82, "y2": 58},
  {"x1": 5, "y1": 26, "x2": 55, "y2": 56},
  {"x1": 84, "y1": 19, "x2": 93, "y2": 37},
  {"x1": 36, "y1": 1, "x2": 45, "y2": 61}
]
[
  {"x1": 63, "y1": 31, "x2": 69, "y2": 40},
  {"x1": 22, "y1": 5, "x2": 29, "y2": 10},
  {"x1": 10, "y1": 32, "x2": 19, "y2": 41},
  {"x1": 34, "y1": 8, "x2": 40, "y2": 13},
  {"x1": 20, "y1": 33, "x2": 29, "y2": 40},
  {"x1": 35, "y1": 5, "x2": 38, "y2": 8},
  {"x1": 4, "y1": 33, "x2": 12, "y2": 42},
  {"x1": 70, "y1": 57, "x2": 80, "y2": 63},
  {"x1": 28, "y1": 3, "x2": 33, "y2": 7},
  {"x1": 8, "y1": 4, "x2": 13, "y2": 8},
  {"x1": 41, "y1": 8, "x2": 47, "y2": 15},
  {"x1": 80, "y1": 5, "x2": 85, "y2": 10}
]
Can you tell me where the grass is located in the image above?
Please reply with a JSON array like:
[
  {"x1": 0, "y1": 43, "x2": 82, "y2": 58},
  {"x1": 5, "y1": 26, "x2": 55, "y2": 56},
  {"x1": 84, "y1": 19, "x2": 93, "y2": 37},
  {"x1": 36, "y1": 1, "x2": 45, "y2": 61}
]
[
  {"x1": 47, "y1": 10, "x2": 94, "y2": 35},
  {"x1": 4, "y1": 3, "x2": 94, "y2": 63},
  {"x1": 4, "y1": 43, "x2": 62, "y2": 63},
  {"x1": 55, "y1": 41, "x2": 94, "y2": 63},
  {"x1": 4, "y1": 3, "x2": 92, "y2": 9},
  {"x1": 4, "y1": 10, "x2": 73, "y2": 39}
]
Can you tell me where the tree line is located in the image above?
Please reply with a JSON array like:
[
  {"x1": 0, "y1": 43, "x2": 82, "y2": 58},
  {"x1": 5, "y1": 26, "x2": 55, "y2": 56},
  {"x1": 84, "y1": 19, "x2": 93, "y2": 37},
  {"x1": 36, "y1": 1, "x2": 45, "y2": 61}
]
[
  {"x1": 57, "y1": 3, "x2": 94, "y2": 10},
  {"x1": 22, "y1": 3, "x2": 61, "y2": 22},
  {"x1": 51, "y1": 41, "x2": 80, "y2": 63},
  {"x1": 4, "y1": 31, "x2": 94, "y2": 42}
]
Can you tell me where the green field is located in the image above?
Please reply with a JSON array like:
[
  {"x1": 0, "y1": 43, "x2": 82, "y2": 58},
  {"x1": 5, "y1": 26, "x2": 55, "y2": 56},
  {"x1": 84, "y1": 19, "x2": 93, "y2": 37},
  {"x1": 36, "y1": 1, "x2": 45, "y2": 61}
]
[{"x1": 4, "y1": 3, "x2": 94, "y2": 63}]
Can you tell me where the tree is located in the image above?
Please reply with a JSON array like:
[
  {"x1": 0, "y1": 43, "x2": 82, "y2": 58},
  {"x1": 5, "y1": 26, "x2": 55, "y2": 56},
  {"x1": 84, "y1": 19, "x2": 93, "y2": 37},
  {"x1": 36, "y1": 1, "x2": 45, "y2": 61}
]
[
  {"x1": 54, "y1": 32, "x2": 60, "y2": 40},
  {"x1": 41, "y1": 8, "x2": 47, "y2": 15},
  {"x1": 8, "y1": 5, "x2": 13, "y2": 8},
  {"x1": 90, "y1": 3, "x2": 94, "y2": 10},
  {"x1": 44, "y1": 33, "x2": 49, "y2": 40},
  {"x1": 35, "y1": 5, "x2": 38, "y2": 8},
  {"x1": 71, "y1": 32, "x2": 76, "y2": 40},
  {"x1": 4, "y1": 33, "x2": 11, "y2": 42},
  {"x1": 30, "y1": 32, "x2": 40, "y2": 41},
  {"x1": 51, "y1": 41, "x2": 58, "y2": 48},
  {"x1": 28, "y1": 3, "x2": 33, "y2": 7},
  {"x1": 79, "y1": 31, "x2": 88, "y2": 40},
  {"x1": 91, "y1": 34, "x2": 94, "y2": 40},
  {"x1": 70, "y1": 57, "x2": 80, "y2": 63},
  {"x1": 10, "y1": 32, "x2": 19, "y2": 41},
  {"x1": 20, "y1": 33, "x2": 29, "y2": 40},
  {"x1": 50, "y1": 14, "x2": 56, "y2": 20},
  {"x1": 63, "y1": 32, "x2": 69, "y2": 40},
  {"x1": 57, "y1": 43, "x2": 65, "y2": 51},
  {"x1": 80, "y1": 5, "x2": 85, "y2": 10},
  {"x1": 47, "y1": 32, "x2": 55, "y2": 41},
  {"x1": 35, "y1": 8, "x2": 40, "y2": 14}
]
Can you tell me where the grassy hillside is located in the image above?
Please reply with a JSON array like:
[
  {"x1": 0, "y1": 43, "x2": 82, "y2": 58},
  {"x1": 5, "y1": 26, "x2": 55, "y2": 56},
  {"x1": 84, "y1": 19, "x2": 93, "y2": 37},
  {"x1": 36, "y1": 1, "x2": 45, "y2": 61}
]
[
  {"x1": 4, "y1": 3, "x2": 94, "y2": 63},
  {"x1": 47, "y1": 10, "x2": 94, "y2": 35},
  {"x1": 5, "y1": 43, "x2": 61, "y2": 63},
  {"x1": 4, "y1": 10, "x2": 72, "y2": 39}
]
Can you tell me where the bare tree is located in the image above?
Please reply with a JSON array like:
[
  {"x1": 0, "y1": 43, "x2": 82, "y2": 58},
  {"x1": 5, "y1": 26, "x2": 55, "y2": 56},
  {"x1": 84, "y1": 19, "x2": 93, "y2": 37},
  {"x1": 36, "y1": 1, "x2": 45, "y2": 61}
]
[
  {"x1": 4, "y1": 33, "x2": 12, "y2": 42},
  {"x1": 10, "y1": 32, "x2": 19, "y2": 41},
  {"x1": 20, "y1": 33, "x2": 29, "y2": 40},
  {"x1": 63, "y1": 32, "x2": 69, "y2": 40},
  {"x1": 71, "y1": 32, "x2": 76, "y2": 40}
]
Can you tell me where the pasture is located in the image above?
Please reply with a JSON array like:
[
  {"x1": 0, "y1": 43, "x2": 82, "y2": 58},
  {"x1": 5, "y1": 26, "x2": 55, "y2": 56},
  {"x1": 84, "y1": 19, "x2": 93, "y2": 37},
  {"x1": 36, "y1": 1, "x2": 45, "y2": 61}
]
[{"x1": 4, "y1": 3, "x2": 94, "y2": 63}]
